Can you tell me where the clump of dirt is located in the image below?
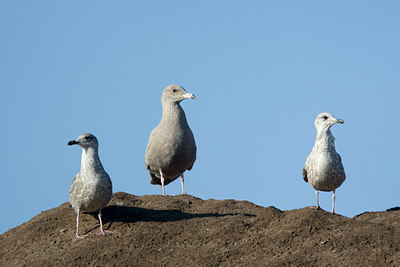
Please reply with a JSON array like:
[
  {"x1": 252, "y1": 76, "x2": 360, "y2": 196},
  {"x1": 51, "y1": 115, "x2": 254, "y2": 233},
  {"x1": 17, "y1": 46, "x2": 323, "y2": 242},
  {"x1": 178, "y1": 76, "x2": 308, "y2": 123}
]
[{"x1": 1, "y1": 192, "x2": 400, "y2": 266}]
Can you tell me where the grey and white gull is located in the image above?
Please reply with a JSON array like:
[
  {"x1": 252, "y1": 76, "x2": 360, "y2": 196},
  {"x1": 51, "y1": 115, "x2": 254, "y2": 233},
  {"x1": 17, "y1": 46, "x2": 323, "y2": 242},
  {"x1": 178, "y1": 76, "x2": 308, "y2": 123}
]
[
  {"x1": 68, "y1": 133, "x2": 113, "y2": 241},
  {"x1": 145, "y1": 84, "x2": 197, "y2": 195},
  {"x1": 302, "y1": 113, "x2": 346, "y2": 214}
]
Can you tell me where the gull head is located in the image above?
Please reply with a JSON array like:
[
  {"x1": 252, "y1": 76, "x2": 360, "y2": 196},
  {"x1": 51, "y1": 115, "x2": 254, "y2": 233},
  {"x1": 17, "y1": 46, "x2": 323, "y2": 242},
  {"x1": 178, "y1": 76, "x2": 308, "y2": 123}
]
[
  {"x1": 315, "y1": 112, "x2": 344, "y2": 133},
  {"x1": 162, "y1": 84, "x2": 195, "y2": 104},
  {"x1": 68, "y1": 133, "x2": 99, "y2": 149}
]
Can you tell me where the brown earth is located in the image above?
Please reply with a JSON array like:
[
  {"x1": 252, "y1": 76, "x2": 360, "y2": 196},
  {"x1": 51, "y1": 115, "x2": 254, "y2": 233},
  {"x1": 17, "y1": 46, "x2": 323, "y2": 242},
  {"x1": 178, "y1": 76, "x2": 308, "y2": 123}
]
[{"x1": 1, "y1": 192, "x2": 400, "y2": 266}]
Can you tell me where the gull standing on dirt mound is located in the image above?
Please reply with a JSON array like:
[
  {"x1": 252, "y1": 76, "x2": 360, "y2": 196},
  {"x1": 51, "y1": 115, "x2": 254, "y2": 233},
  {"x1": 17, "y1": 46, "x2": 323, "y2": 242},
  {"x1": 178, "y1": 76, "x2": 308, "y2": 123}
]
[
  {"x1": 145, "y1": 84, "x2": 197, "y2": 196},
  {"x1": 303, "y1": 113, "x2": 346, "y2": 214},
  {"x1": 68, "y1": 133, "x2": 113, "y2": 241}
]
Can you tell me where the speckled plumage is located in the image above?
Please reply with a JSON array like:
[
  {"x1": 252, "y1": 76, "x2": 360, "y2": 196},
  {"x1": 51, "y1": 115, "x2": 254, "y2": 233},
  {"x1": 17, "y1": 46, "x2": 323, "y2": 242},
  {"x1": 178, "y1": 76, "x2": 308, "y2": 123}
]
[
  {"x1": 303, "y1": 113, "x2": 346, "y2": 213},
  {"x1": 145, "y1": 84, "x2": 197, "y2": 195},
  {"x1": 68, "y1": 133, "x2": 112, "y2": 240}
]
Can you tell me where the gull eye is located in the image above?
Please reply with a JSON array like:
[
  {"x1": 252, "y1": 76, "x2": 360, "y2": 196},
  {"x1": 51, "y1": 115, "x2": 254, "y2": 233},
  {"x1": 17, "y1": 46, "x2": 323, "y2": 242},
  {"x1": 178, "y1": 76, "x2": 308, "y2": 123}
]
[{"x1": 323, "y1": 115, "x2": 328, "y2": 120}]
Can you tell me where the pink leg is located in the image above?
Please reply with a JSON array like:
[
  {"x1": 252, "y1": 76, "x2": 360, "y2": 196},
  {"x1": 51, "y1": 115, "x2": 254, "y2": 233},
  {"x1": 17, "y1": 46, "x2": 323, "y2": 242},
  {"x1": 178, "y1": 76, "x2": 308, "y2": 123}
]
[
  {"x1": 308, "y1": 190, "x2": 322, "y2": 210},
  {"x1": 331, "y1": 190, "x2": 336, "y2": 214},
  {"x1": 160, "y1": 170, "x2": 166, "y2": 196},
  {"x1": 315, "y1": 190, "x2": 320, "y2": 209},
  {"x1": 73, "y1": 211, "x2": 87, "y2": 241},
  {"x1": 181, "y1": 173, "x2": 185, "y2": 195},
  {"x1": 96, "y1": 210, "x2": 113, "y2": 236}
]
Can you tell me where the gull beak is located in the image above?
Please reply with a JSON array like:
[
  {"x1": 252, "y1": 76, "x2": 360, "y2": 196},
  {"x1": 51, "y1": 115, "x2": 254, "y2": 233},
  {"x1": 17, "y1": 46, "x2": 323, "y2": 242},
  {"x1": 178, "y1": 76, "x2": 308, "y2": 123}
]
[
  {"x1": 337, "y1": 119, "x2": 344, "y2": 124},
  {"x1": 68, "y1": 140, "x2": 79, "y2": 146},
  {"x1": 182, "y1": 93, "x2": 196, "y2": 99}
]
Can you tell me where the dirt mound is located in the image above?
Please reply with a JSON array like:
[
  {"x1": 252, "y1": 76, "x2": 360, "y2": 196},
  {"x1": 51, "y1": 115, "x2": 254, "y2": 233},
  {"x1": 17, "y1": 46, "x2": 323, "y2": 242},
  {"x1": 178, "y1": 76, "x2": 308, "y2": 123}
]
[{"x1": 1, "y1": 192, "x2": 400, "y2": 266}]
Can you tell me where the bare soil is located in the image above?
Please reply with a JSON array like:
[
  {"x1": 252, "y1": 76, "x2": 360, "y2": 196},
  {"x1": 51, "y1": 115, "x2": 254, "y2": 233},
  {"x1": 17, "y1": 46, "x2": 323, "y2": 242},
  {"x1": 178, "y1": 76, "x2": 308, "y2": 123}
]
[{"x1": 1, "y1": 192, "x2": 400, "y2": 266}]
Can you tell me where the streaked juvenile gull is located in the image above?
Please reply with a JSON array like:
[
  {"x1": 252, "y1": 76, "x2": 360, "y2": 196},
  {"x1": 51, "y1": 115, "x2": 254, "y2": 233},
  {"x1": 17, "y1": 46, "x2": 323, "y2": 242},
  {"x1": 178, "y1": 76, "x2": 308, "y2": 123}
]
[
  {"x1": 302, "y1": 113, "x2": 346, "y2": 214},
  {"x1": 145, "y1": 84, "x2": 197, "y2": 195},
  {"x1": 68, "y1": 133, "x2": 113, "y2": 241}
]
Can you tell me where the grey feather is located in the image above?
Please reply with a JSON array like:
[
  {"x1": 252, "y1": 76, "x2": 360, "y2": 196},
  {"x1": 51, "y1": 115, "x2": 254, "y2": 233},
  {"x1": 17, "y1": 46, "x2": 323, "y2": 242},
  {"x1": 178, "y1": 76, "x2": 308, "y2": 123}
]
[
  {"x1": 303, "y1": 113, "x2": 346, "y2": 192},
  {"x1": 68, "y1": 133, "x2": 112, "y2": 214},
  {"x1": 145, "y1": 84, "x2": 197, "y2": 187},
  {"x1": 302, "y1": 168, "x2": 308, "y2": 183}
]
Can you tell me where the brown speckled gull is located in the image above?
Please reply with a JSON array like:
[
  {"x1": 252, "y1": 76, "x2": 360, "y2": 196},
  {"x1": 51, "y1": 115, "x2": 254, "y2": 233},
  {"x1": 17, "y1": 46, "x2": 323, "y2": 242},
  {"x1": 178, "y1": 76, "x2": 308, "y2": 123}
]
[
  {"x1": 303, "y1": 113, "x2": 346, "y2": 214},
  {"x1": 145, "y1": 84, "x2": 197, "y2": 196},
  {"x1": 68, "y1": 133, "x2": 112, "y2": 241}
]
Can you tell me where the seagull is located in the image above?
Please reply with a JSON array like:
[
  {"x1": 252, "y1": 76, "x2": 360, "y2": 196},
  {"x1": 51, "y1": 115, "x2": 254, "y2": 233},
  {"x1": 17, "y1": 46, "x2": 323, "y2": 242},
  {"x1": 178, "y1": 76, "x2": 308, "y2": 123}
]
[
  {"x1": 145, "y1": 84, "x2": 197, "y2": 195},
  {"x1": 68, "y1": 133, "x2": 113, "y2": 241},
  {"x1": 303, "y1": 113, "x2": 346, "y2": 214}
]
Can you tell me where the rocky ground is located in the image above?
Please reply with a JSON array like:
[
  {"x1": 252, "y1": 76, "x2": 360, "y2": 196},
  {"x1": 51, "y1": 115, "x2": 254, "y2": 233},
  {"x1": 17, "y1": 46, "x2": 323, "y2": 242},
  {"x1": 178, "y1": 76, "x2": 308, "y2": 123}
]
[{"x1": 1, "y1": 192, "x2": 400, "y2": 266}]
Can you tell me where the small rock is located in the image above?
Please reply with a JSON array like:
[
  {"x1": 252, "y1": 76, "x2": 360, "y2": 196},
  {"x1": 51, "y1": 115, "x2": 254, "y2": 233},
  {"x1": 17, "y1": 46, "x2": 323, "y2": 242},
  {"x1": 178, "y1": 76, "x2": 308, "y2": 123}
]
[{"x1": 321, "y1": 239, "x2": 329, "y2": 245}]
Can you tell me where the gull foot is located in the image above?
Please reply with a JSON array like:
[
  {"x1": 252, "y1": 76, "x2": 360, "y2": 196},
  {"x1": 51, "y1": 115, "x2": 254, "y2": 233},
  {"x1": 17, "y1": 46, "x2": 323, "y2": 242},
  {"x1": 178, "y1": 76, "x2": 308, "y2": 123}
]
[
  {"x1": 96, "y1": 229, "x2": 113, "y2": 236},
  {"x1": 73, "y1": 234, "x2": 88, "y2": 242},
  {"x1": 308, "y1": 206, "x2": 323, "y2": 211}
]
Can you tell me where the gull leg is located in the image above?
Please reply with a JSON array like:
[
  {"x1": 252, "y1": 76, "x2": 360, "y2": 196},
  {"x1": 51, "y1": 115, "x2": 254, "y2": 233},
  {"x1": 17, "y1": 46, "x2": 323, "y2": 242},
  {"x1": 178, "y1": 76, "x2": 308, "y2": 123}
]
[
  {"x1": 73, "y1": 211, "x2": 87, "y2": 241},
  {"x1": 331, "y1": 190, "x2": 336, "y2": 214},
  {"x1": 96, "y1": 210, "x2": 113, "y2": 236},
  {"x1": 308, "y1": 190, "x2": 322, "y2": 210},
  {"x1": 315, "y1": 190, "x2": 320, "y2": 209},
  {"x1": 160, "y1": 170, "x2": 166, "y2": 196},
  {"x1": 181, "y1": 173, "x2": 185, "y2": 195}
]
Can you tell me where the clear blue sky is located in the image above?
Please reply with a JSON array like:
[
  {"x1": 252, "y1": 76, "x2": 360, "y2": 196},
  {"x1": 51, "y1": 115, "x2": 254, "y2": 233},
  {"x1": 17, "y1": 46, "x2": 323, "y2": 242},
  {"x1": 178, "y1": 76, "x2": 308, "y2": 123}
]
[{"x1": 1, "y1": 1, "x2": 399, "y2": 234}]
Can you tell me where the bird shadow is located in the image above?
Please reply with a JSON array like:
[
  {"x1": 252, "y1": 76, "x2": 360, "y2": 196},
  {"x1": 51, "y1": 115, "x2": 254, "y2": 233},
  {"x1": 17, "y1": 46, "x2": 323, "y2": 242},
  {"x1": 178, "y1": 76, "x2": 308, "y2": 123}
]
[
  {"x1": 82, "y1": 205, "x2": 255, "y2": 234},
  {"x1": 386, "y1": 206, "x2": 400, "y2": 211}
]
